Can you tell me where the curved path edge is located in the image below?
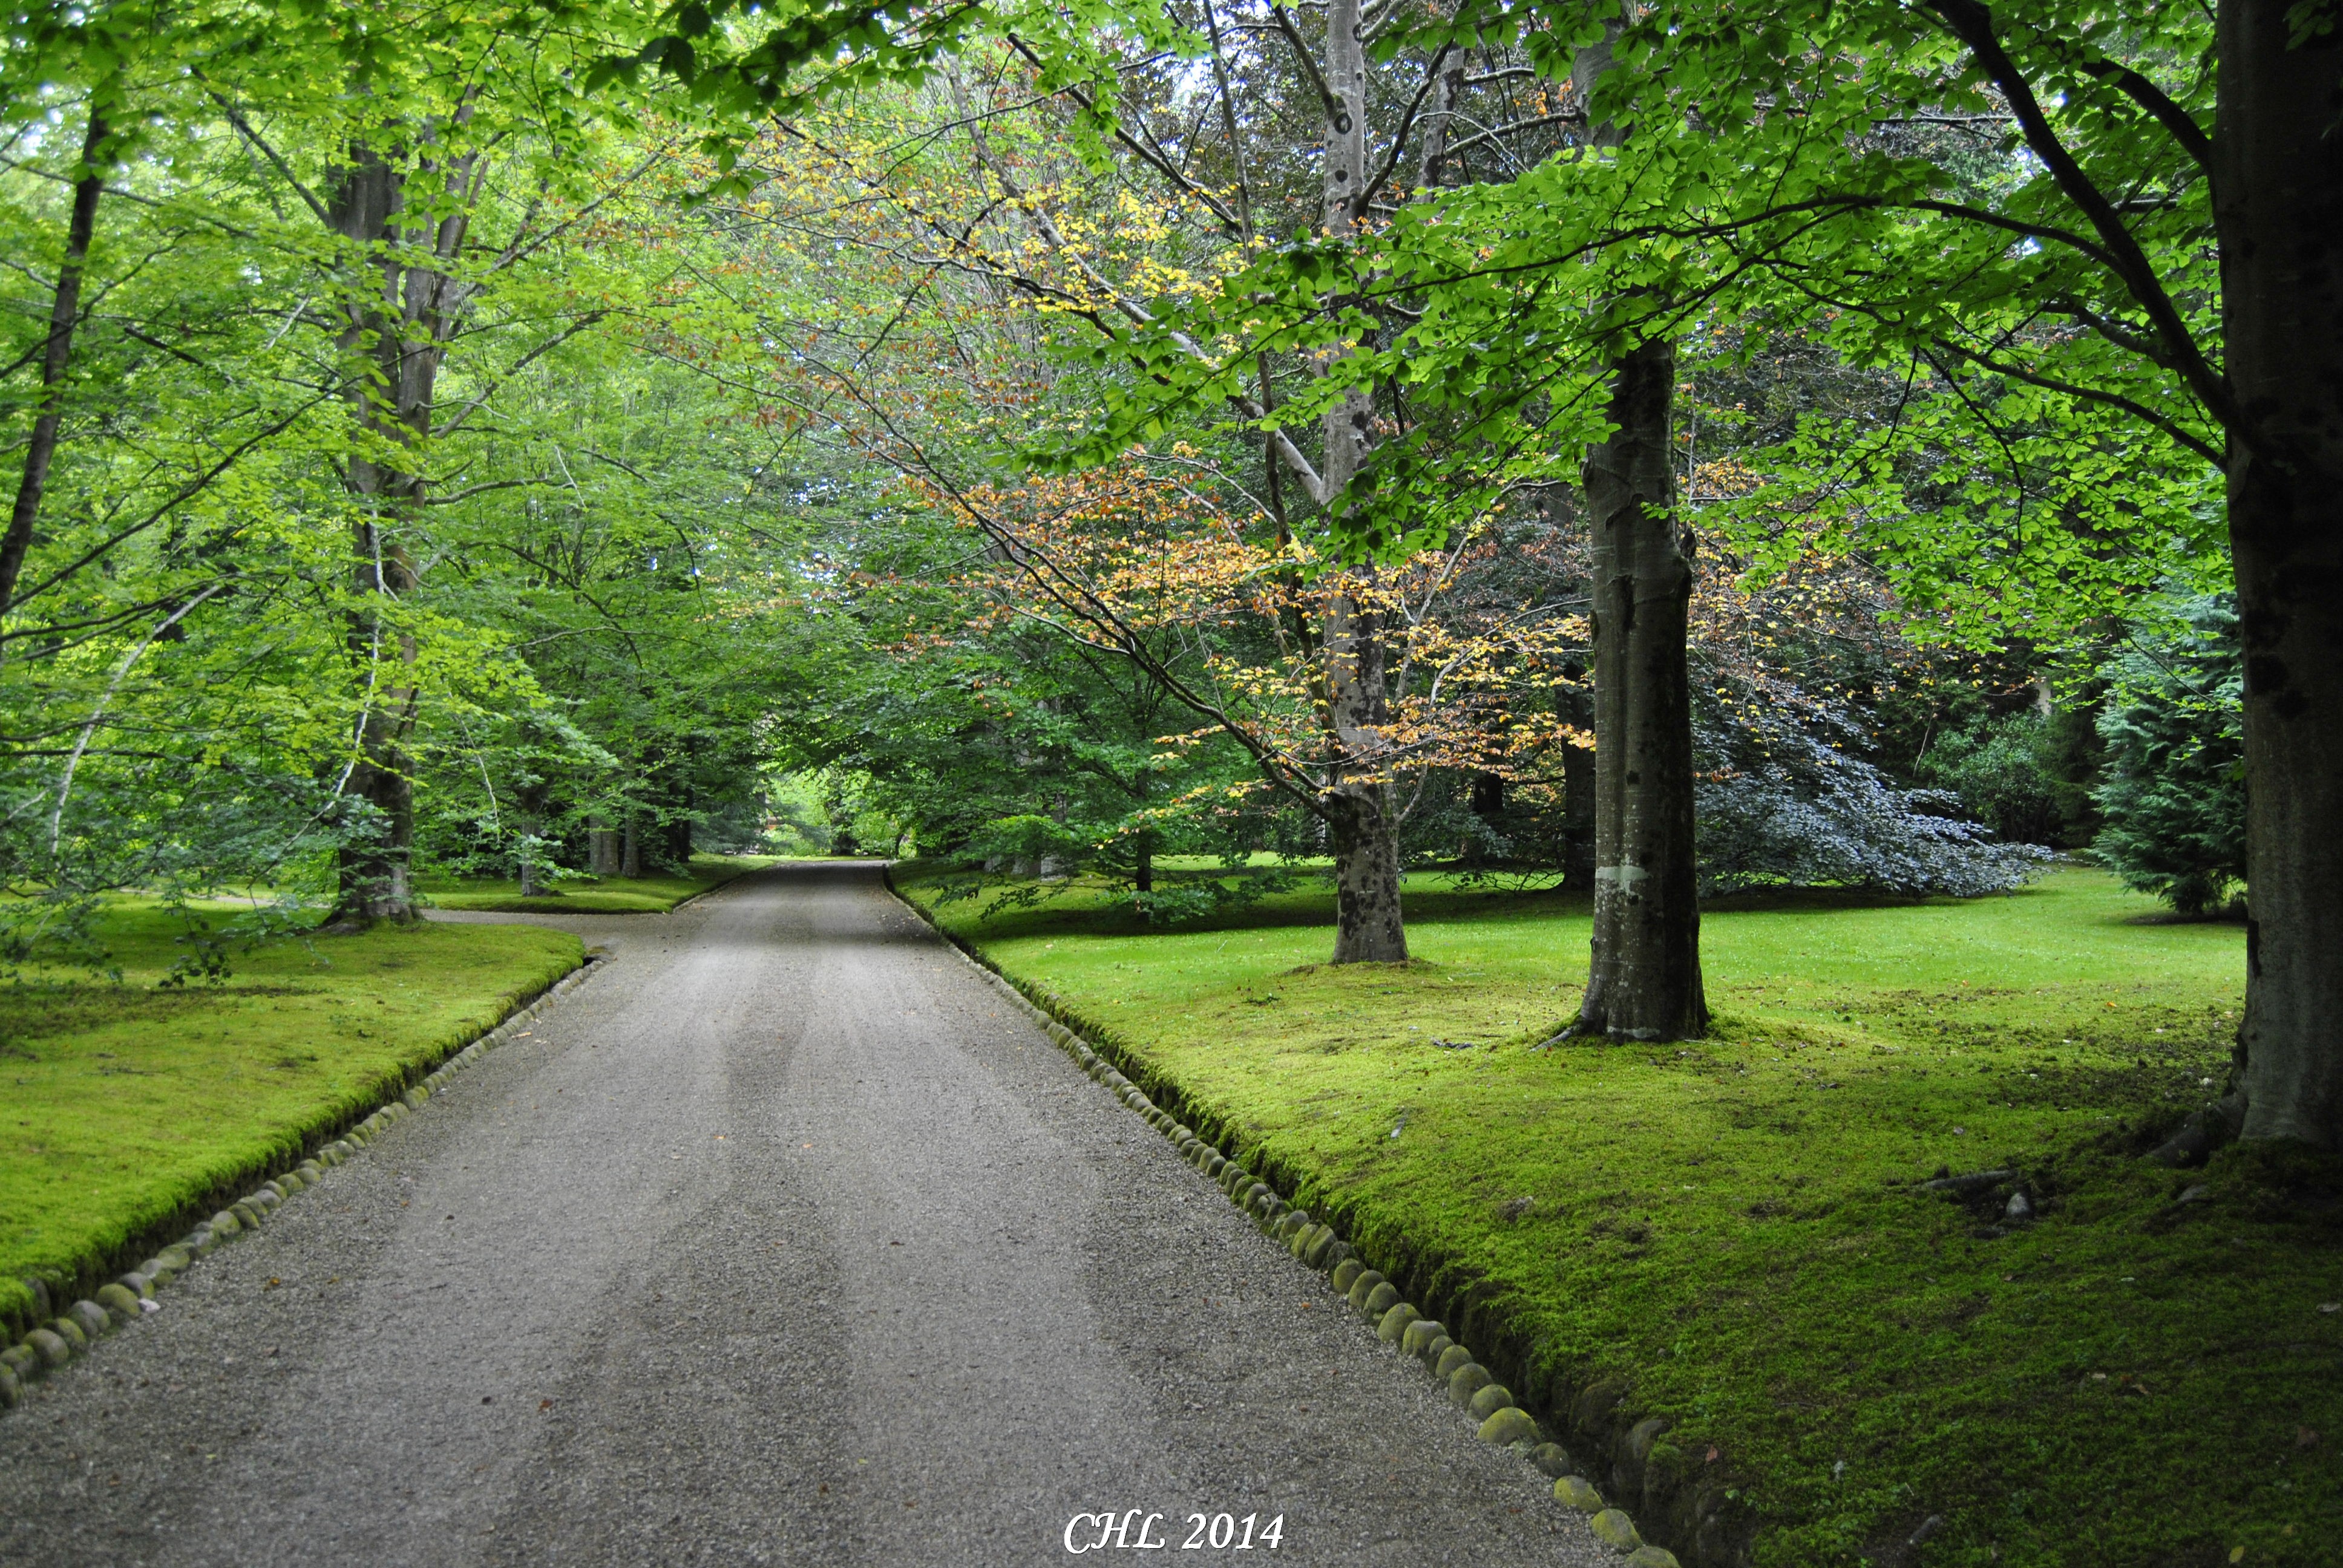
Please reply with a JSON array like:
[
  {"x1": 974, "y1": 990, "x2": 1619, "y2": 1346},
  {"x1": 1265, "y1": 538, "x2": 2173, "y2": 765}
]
[
  {"x1": 1, "y1": 950, "x2": 602, "y2": 1403},
  {"x1": 882, "y1": 869, "x2": 1697, "y2": 1568},
  {"x1": 2, "y1": 864, "x2": 1631, "y2": 1567}
]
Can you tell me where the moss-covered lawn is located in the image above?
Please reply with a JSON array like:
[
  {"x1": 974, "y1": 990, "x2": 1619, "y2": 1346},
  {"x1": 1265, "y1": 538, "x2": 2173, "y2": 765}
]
[
  {"x1": 417, "y1": 852, "x2": 778, "y2": 913},
  {"x1": 898, "y1": 866, "x2": 2342, "y2": 1568},
  {"x1": 1, "y1": 905, "x2": 579, "y2": 1337}
]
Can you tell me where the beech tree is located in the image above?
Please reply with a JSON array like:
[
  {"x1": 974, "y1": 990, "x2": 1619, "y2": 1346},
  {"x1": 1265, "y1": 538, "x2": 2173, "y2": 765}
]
[
  {"x1": 1357, "y1": 0, "x2": 2333, "y2": 1136},
  {"x1": 1017, "y1": 2, "x2": 1601, "y2": 959},
  {"x1": 660, "y1": 18, "x2": 1588, "y2": 962},
  {"x1": 200, "y1": 2, "x2": 675, "y2": 923},
  {"x1": 1722, "y1": 0, "x2": 2335, "y2": 1147},
  {"x1": 0, "y1": 2, "x2": 788, "y2": 950}
]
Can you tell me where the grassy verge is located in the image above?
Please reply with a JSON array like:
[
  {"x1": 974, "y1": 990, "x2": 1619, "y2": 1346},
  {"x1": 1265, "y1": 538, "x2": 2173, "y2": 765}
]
[
  {"x1": 896, "y1": 865, "x2": 2341, "y2": 1568},
  {"x1": 1, "y1": 904, "x2": 580, "y2": 1338},
  {"x1": 417, "y1": 852, "x2": 778, "y2": 913}
]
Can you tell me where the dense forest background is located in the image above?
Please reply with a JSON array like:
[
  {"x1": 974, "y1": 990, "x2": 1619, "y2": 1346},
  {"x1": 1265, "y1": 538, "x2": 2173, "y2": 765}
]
[{"x1": 0, "y1": 0, "x2": 2250, "y2": 967}]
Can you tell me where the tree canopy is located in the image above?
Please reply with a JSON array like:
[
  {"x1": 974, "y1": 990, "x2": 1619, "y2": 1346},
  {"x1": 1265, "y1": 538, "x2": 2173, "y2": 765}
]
[{"x1": 2, "y1": 0, "x2": 2332, "y2": 1149}]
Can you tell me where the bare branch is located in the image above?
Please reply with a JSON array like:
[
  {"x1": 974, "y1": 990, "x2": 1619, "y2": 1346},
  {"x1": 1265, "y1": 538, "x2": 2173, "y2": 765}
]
[
  {"x1": 1924, "y1": 0, "x2": 2233, "y2": 438},
  {"x1": 1003, "y1": 35, "x2": 1244, "y2": 234},
  {"x1": 205, "y1": 91, "x2": 332, "y2": 225},
  {"x1": 1352, "y1": 45, "x2": 1455, "y2": 217}
]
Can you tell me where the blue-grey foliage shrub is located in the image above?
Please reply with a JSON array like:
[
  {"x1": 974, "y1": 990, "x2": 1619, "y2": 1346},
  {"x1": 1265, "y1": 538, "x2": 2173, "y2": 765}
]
[{"x1": 1696, "y1": 704, "x2": 2053, "y2": 898}]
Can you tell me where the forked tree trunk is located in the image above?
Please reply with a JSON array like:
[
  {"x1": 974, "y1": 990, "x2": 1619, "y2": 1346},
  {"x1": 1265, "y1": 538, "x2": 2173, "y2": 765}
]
[
  {"x1": 1575, "y1": 336, "x2": 1707, "y2": 1039},
  {"x1": 2214, "y1": 0, "x2": 2343, "y2": 1149},
  {"x1": 323, "y1": 126, "x2": 479, "y2": 926},
  {"x1": 1311, "y1": 0, "x2": 1409, "y2": 964}
]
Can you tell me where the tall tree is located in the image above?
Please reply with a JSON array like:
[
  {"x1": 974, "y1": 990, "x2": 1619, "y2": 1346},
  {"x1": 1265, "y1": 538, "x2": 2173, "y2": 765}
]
[
  {"x1": 2207, "y1": 0, "x2": 2341, "y2": 1148},
  {"x1": 207, "y1": 1, "x2": 658, "y2": 921},
  {"x1": 1567, "y1": 16, "x2": 1705, "y2": 1037},
  {"x1": 1576, "y1": 328, "x2": 1706, "y2": 1035},
  {"x1": 1311, "y1": 0, "x2": 1409, "y2": 961},
  {"x1": 1398, "y1": 0, "x2": 2339, "y2": 1142},
  {"x1": 954, "y1": 5, "x2": 1578, "y2": 959},
  {"x1": 684, "y1": 28, "x2": 1576, "y2": 961}
]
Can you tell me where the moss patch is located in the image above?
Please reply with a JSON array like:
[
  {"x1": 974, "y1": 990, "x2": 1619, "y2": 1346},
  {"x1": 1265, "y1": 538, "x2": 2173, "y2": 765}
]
[
  {"x1": 1, "y1": 905, "x2": 579, "y2": 1336},
  {"x1": 417, "y1": 852, "x2": 776, "y2": 913},
  {"x1": 900, "y1": 866, "x2": 2342, "y2": 1568}
]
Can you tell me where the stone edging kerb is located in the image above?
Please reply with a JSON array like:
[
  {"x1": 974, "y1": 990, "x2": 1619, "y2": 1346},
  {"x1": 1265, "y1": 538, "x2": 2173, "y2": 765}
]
[
  {"x1": 882, "y1": 872, "x2": 1717, "y2": 1568},
  {"x1": 1, "y1": 952, "x2": 605, "y2": 1417}
]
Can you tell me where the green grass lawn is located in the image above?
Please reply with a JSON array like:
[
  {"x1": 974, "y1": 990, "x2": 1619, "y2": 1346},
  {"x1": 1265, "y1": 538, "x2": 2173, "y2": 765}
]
[
  {"x1": 899, "y1": 865, "x2": 2341, "y2": 1568},
  {"x1": 417, "y1": 852, "x2": 778, "y2": 913},
  {"x1": 1, "y1": 904, "x2": 579, "y2": 1339}
]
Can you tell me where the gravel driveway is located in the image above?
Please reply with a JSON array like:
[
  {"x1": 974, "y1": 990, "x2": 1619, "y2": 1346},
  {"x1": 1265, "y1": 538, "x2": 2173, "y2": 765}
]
[{"x1": 0, "y1": 864, "x2": 1611, "y2": 1567}]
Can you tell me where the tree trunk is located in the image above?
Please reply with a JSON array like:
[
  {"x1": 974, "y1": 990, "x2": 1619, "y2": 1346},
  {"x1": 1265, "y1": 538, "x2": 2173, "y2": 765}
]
[
  {"x1": 335, "y1": 750, "x2": 416, "y2": 918},
  {"x1": 326, "y1": 148, "x2": 424, "y2": 924},
  {"x1": 589, "y1": 823, "x2": 621, "y2": 877},
  {"x1": 0, "y1": 106, "x2": 107, "y2": 629},
  {"x1": 1575, "y1": 336, "x2": 1708, "y2": 1040},
  {"x1": 1311, "y1": 0, "x2": 1409, "y2": 964},
  {"x1": 621, "y1": 812, "x2": 642, "y2": 878},
  {"x1": 1328, "y1": 783, "x2": 1407, "y2": 964},
  {"x1": 1470, "y1": 770, "x2": 1504, "y2": 818},
  {"x1": 1464, "y1": 770, "x2": 1504, "y2": 863},
  {"x1": 513, "y1": 769, "x2": 556, "y2": 900},
  {"x1": 2214, "y1": 0, "x2": 2343, "y2": 1149},
  {"x1": 1134, "y1": 827, "x2": 1155, "y2": 894},
  {"x1": 1038, "y1": 791, "x2": 1070, "y2": 878},
  {"x1": 1324, "y1": 575, "x2": 1409, "y2": 962},
  {"x1": 322, "y1": 126, "x2": 481, "y2": 926}
]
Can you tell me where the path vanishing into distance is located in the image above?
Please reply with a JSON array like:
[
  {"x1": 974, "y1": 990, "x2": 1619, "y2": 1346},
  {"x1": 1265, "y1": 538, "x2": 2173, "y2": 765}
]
[{"x1": 0, "y1": 865, "x2": 1611, "y2": 1567}]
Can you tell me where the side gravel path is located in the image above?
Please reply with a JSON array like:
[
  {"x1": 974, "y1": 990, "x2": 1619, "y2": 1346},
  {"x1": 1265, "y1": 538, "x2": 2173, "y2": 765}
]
[{"x1": 0, "y1": 864, "x2": 1611, "y2": 1568}]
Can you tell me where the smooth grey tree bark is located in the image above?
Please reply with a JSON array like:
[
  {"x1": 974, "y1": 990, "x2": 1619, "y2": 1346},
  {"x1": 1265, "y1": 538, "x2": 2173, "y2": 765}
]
[
  {"x1": 1567, "y1": 14, "x2": 1706, "y2": 1039},
  {"x1": 1574, "y1": 337, "x2": 1708, "y2": 1039},
  {"x1": 589, "y1": 825, "x2": 622, "y2": 877},
  {"x1": 1324, "y1": 577, "x2": 1408, "y2": 962},
  {"x1": 2214, "y1": 0, "x2": 2343, "y2": 1149},
  {"x1": 1312, "y1": 0, "x2": 1409, "y2": 963}
]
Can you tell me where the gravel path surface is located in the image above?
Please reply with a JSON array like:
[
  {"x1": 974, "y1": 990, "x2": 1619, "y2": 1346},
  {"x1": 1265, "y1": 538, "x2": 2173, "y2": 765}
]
[{"x1": 0, "y1": 864, "x2": 1611, "y2": 1567}]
